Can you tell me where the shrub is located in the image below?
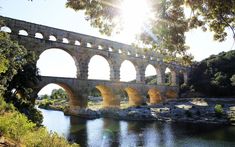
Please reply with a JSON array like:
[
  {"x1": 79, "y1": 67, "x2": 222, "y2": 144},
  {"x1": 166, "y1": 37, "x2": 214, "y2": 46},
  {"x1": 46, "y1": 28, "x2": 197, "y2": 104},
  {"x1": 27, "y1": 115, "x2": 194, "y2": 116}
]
[
  {"x1": 0, "y1": 97, "x2": 15, "y2": 114},
  {"x1": 214, "y1": 104, "x2": 223, "y2": 117},
  {"x1": 22, "y1": 128, "x2": 78, "y2": 147},
  {"x1": 0, "y1": 97, "x2": 79, "y2": 146},
  {"x1": 0, "y1": 112, "x2": 35, "y2": 141}
]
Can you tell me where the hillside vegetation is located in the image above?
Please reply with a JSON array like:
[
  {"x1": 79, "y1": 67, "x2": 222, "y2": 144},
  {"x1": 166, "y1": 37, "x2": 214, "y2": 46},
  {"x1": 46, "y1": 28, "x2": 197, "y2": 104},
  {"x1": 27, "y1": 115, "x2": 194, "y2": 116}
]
[{"x1": 185, "y1": 50, "x2": 235, "y2": 97}]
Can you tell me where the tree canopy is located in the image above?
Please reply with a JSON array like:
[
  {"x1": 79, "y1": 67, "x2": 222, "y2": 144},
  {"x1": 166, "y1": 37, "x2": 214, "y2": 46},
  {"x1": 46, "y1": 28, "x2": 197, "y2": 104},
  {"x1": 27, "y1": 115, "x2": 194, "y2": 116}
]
[
  {"x1": 188, "y1": 50, "x2": 235, "y2": 97},
  {"x1": 0, "y1": 31, "x2": 42, "y2": 124},
  {"x1": 66, "y1": 0, "x2": 235, "y2": 64}
]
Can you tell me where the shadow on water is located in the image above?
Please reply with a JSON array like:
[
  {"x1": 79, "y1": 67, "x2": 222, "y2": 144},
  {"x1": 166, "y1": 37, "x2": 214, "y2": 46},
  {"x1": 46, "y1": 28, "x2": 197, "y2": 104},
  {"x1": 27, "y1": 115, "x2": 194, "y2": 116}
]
[{"x1": 39, "y1": 108, "x2": 235, "y2": 147}]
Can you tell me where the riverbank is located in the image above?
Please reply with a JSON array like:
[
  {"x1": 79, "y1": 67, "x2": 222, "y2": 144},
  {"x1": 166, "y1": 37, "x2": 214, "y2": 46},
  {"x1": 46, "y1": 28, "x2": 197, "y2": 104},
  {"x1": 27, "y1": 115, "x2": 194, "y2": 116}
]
[
  {"x1": 0, "y1": 97, "x2": 79, "y2": 147},
  {"x1": 64, "y1": 98, "x2": 235, "y2": 126}
]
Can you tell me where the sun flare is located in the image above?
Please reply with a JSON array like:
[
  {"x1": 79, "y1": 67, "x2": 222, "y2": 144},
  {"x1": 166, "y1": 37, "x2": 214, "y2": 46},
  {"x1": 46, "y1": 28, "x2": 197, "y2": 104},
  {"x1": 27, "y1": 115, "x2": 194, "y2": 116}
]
[{"x1": 119, "y1": 0, "x2": 153, "y2": 40}]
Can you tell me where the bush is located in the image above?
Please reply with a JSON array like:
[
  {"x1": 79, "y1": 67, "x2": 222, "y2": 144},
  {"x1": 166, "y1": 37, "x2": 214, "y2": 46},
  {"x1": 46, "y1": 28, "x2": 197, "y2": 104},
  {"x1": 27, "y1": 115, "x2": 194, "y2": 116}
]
[
  {"x1": 0, "y1": 97, "x2": 79, "y2": 146},
  {"x1": 23, "y1": 128, "x2": 78, "y2": 147},
  {"x1": 0, "y1": 97, "x2": 15, "y2": 114},
  {"x1": 214, "y1": 104, "x2": 223, "y2": 117},
  {"x1": 0, "y1": 112, "x2": 35, "y2": 141}
]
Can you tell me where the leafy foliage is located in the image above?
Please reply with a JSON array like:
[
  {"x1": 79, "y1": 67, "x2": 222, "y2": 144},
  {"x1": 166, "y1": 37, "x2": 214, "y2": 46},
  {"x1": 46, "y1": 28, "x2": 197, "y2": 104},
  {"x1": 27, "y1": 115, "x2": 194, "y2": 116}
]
[
  {"x1": 214, "y1": 104, "x2": 223, "y2": 117},
  {"x1": 66, "y1": 0, "x2": 191, "y2": 63},
  {"x1": 37, "y1": 89, "x2": 69, "y2": 111},
  {"x1": 0, "y1": 32, "x2": 27, "y2": 94},
  {"x1": 185, "y1": 0, "x2": 235, "y2": 42},
  {"x1": 0, "y1": 97, "x2": 79, "y2": 147},
  {"x1": 51, "y1": 88, "x2": 68, "y2": 99},
  {"x1": 188, "y1": 50, "x2": 235, "y2": 97},
  {"x1": 0, "y1": 31, "x2": 42, "y2": 124},
  {"x1": 66, "y1": 0, "x2": 235, "y2": 64}
]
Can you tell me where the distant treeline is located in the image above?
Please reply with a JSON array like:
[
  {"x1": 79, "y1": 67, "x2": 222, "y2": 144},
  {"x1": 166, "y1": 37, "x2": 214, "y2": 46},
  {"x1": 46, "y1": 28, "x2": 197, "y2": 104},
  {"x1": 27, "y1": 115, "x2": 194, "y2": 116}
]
[{"x1": 185, "y1": 50, "x2": 235, "y2": 97}]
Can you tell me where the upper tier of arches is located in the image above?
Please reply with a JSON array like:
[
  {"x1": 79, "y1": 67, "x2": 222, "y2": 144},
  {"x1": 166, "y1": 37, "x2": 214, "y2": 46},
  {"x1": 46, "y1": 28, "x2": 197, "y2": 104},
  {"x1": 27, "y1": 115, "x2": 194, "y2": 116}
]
[{"x1": 0, "y1": 17, "x2": 189, "y2": 85}]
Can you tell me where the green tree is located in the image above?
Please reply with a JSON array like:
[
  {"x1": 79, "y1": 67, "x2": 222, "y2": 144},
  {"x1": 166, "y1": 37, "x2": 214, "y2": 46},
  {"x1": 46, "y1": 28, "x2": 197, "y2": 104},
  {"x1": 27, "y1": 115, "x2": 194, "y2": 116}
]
[
  {"x1": 185, "y1": 0, "x2": 235, "y2": 42},
  {"x1": 0, "y1": 54, "x2": 9, "y2": 74},
  {"x1": 0, "y1": 31, "x2": 42, "y2": 125},
  {"x1": 230, "y1": 74, "x2": 235, "y2": 86},
  {"x1": 188, "y1": 50, "x2": 235, "y2": 97},
  {"x1": 51, "y1": 88, "x2": 68, "y2": 99},
  {"x1": 40, "y1": 94, "x2": 50, "y2": 100},
  {"x1": 0, "y1": 32, "x2": 27, "y2": 94},
  {"x1": 66, "y1": 0, "x2": 234, "y2": 64}
]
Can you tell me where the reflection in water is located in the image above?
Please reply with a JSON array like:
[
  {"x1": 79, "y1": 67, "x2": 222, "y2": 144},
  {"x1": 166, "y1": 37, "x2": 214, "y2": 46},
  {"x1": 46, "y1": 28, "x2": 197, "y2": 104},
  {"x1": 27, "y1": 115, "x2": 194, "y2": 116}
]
[
  {"x1": 40, "y1": 108, "x2": 70, "y2": 137},
  {"x1": 163, "y1": 123, "x2": 174, "y2": 147},
  {"x1": 143, "y1": 123, "x2": 160, "y2": 147},
  {"x1": 39, "y1": 108, "x2": 235, "y2": 147},
  {"x1": 68, "y1": 117, "x2": 87, "y2": 145}
]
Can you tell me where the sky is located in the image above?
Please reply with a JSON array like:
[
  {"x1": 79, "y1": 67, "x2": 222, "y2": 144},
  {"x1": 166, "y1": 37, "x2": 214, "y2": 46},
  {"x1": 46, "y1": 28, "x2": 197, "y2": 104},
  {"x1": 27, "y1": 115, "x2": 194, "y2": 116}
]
[{"x1": 0, "y1": 0, "x2": 234, "y2": 95}]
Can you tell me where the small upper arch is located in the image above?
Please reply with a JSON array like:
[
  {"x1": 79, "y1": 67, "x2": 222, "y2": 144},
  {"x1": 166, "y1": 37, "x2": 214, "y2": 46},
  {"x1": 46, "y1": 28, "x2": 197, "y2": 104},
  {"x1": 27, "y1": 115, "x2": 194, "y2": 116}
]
[
  {"x1": 35, "y1": 32, "x2": 44, "y2": 39},
  {"x1": 0, "y1": 26, "x2": 12, "y2": 33},
  {"x1": 49, "y1": 35, "x2": 57, "y2": 41},
  {"x1": 18, "y1": 29, "x2": 28, "y2": 36}
]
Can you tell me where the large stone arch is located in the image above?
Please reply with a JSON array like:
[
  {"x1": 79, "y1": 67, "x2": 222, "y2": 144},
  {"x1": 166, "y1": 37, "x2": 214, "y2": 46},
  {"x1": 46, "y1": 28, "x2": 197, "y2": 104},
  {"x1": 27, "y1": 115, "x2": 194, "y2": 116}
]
[
  {"x1": 88, "y1": 54, "x2": 113, "y2": 80},
  {"x1": 164, "y1": 66, "x2": 177, "y2": 86},
  {"x1": 144, "y1": 64, "x2": 157, "y2": 84},
  {"x1": 124, "y1": 87, "x2": 144, "y2": 106},
  {"x1": 148, "y1": 88, "x2": 162, "y2": 104},
  {"x1": 95, "y1": 85, "x2": 120, "y2": 108},
  {"x1": 35, "y1": 82, "x2": 81, "y2": 107},
  {"x1": 36, "y1": 47, "x2": 79, "y2": 77},
  {"x1": 120, "y1": 59, "x2": 138, "y2": 82}
]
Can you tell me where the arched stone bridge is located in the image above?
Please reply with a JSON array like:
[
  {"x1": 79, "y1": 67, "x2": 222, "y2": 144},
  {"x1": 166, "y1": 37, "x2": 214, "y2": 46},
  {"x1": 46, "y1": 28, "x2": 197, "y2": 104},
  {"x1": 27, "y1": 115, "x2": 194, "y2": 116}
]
[{"x1": 1, "y1": 16, "x2": 190, "y2": 108}]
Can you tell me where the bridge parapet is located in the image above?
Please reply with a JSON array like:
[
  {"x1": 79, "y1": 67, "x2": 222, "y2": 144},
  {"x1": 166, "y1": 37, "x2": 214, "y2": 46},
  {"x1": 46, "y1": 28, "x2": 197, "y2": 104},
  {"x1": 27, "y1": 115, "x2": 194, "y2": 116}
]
[{"x1": 0, "y1": 16, "x2": 163, "y2": 61}]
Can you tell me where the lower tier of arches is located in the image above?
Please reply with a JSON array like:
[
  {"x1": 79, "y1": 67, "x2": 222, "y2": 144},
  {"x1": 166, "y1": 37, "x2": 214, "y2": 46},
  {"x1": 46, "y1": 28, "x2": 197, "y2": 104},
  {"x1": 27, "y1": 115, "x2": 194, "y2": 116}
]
[{"x1": 33, "y1": 76, "x2": 179, "y2": 109}]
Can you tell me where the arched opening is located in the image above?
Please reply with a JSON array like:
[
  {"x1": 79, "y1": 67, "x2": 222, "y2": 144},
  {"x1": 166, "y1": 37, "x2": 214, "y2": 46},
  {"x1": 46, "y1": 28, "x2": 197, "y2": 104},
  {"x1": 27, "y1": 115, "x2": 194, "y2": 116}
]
[
  {"x1": 88, "y1": 55, "x2": 110, "y2": 80},
  {"x1": 98, "y1": 45, "x2": 103, "y2": 50},
  {"x1": 87, "y1": 42, "x2": 92, "y2": 48},
  {"x1": 37, "y1": 83, "x2": 74, "y2": 110},
  {"x1": 165, "y1": 67, "x2": 172, "y2": 85},
  {"x1": 49, "y1": 35, "x2": 57, "y2": 41},
  {"x1": 37, "y1": 49, "x2": 77, "y2": 77},
  {"x1": 75, "y1": 40, "x2": 81, "y2": 46},
  {"x1": 96, "y1": 85, "x2": 120, "y2": 108},
  {"x1": 120, "y1": 60, "x2": 136, "y2": 82},
  {"x1": 118, "y1": 49, "x2": 122, "y2": 54},
  {"x1": 166, "y1": 89, "x2": 178, "y2": 99},
  {"x1": 108, "y1": 47, "x2": 113, "y2": 52},
  {"x1": 88, "y1": 87, "x2": 102, "y2": 110},
  {"x1": 119, "y1": 90, "x2": 129, "y2": 108},
  {"x1": 125, "y1": 87, "x2": 144, "y2": 106},
  {"x1": 0, "y1": 26, "x2": 11, "y2": 33},
  {"x1": 145, "y1": 64, "x2": 157, "y2": 84},
  {"x1": 148, "y1": 88, "x2": 161, "y2": 104},
  {"x1": 18, "y1": 30, "x2": 28, "y2": 36},
  {"x1": 35, "y1": 32, "x2": 43, "y2": 39},
  {"x1": 62, "y1": 38, "x2": 69, "y2": 44}
]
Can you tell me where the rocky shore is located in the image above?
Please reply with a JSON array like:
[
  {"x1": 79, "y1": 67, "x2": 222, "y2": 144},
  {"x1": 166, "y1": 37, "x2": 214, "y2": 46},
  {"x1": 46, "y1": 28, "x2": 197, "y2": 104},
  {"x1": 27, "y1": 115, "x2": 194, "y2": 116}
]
[{"x1": 64, "y1": 98, "x2": 235, "y2": 125}]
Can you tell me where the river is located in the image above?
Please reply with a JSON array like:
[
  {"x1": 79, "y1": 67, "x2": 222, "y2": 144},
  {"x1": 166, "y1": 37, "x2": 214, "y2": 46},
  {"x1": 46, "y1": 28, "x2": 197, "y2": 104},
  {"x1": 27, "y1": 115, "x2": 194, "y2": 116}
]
[{"x1": 38, "y1": 108, "x2": 235, "y2": 147}]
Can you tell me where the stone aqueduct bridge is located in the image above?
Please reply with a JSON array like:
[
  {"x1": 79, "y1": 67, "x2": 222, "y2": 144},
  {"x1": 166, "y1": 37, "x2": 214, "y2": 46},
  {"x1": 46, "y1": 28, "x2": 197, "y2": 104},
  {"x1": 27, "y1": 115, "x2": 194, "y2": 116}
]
[{"x1": 1, "y1": 16, "x2": 190, "y2": 108}]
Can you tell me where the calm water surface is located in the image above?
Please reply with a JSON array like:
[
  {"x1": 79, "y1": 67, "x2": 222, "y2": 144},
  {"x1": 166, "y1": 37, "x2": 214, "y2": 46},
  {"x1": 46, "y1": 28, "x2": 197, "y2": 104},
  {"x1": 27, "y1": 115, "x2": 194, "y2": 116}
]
[{"x1": 38, "y1": 108, "x2": 235, "y2": 147}]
